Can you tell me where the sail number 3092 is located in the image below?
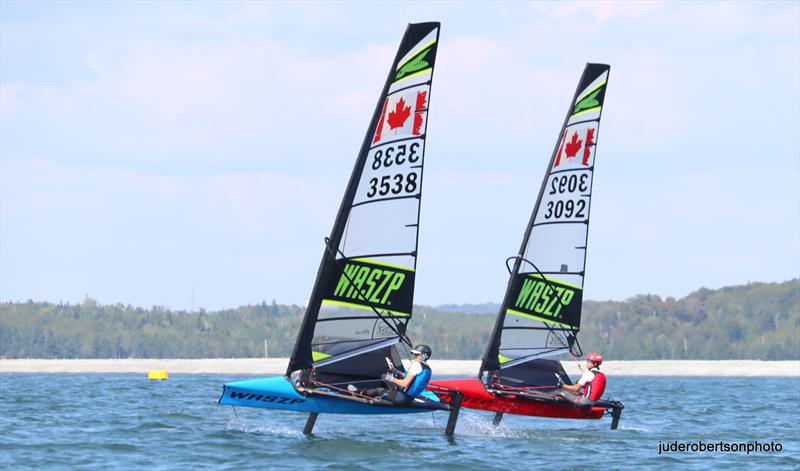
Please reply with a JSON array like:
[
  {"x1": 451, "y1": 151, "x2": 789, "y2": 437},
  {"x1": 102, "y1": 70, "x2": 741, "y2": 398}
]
[
  {"x1": 544, "y1": 199, "x2": 586, "y2": 219},
  {"x1": 544, "y1": 173, "x2": 589, "y2": 220},
  {"x1": 549, "y1": 174, "x2": 588, "y2": 195},
  {"x1": 367, "y1": 173, "x2": 418, "y2": 198}
]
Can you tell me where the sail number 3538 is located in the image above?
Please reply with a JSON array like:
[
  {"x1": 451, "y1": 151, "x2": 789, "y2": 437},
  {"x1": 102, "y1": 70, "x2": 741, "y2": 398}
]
[
  {"x1": 372, "y1": 143, "x2": 421, "y2": 170},
  {"x1": 367, "y1": 173, "x2": 418, "y2": 198}
]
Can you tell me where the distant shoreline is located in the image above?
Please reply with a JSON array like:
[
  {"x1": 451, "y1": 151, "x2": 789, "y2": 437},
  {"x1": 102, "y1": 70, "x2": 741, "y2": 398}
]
[{"x1": 1, "y1": 359, "x2": 798, "y2": 376}]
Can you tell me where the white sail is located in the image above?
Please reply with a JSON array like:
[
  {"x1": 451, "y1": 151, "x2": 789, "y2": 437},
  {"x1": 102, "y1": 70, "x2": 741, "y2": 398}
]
[
  {"x1": 481, "y1": 64, "x2": 610, "y2": 373},
  {"x1": 287, "y1": 23, "x2": 441, "y2": 374}
]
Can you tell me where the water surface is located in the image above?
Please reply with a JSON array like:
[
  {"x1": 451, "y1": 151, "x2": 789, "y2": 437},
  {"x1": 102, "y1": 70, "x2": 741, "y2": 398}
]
[{"x1": 1, "y1": 375, "x2": 798, "y2": 469}]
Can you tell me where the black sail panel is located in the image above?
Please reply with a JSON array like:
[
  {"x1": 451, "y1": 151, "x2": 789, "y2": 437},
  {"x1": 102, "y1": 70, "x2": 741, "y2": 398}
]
[
  {"x1": 480, "y1": 63, "x2": 610, "y2": 376},
  {"x1": 287, "y1": 23, "x2": 440, "y2": 376}
]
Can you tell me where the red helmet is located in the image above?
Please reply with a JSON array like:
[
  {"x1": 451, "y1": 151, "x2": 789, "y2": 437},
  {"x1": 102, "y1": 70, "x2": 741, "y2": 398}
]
[{"x1": 585, "y1": 352, "x2": 603, "y2": 366}]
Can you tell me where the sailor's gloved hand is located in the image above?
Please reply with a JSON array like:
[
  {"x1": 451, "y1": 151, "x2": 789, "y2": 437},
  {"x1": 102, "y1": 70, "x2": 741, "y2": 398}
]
[{"x1": 381, "y1": 372, "x2": 394, "y2": 384}]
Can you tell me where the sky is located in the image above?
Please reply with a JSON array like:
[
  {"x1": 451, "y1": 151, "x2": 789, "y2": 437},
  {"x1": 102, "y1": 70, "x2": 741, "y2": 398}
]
[{"x1": 1, "y1": 1, "x2": 798, "y2": 311}]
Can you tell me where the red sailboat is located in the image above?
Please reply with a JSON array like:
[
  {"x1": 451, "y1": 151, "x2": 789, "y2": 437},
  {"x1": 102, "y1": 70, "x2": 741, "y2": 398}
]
[{"x1": 428, "y1": 63, "x2": 623, "y2": 429}]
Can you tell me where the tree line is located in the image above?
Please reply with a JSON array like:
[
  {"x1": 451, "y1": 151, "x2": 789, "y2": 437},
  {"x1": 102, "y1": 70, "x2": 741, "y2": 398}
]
[{"x1": 1, "y1": 279, "x2": 797, "y2": 360}]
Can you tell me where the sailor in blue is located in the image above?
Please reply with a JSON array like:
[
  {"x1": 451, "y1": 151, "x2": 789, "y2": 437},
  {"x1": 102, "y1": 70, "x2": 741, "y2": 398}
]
[
  {"x1": 387, "y1": 345, "x2": 433, "y2": 403},
  {"x1": 352, "y1": 344, "x2": 433, "y2": 405}
]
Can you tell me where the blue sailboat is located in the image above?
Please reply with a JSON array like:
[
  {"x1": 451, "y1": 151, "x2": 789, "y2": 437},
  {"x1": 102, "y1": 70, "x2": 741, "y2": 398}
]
[{"x1": 219, "y1": 22, "x2": 461, "y2": 435}]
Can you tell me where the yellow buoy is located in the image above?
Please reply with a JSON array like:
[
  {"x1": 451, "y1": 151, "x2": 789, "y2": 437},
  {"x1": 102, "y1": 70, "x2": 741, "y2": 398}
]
[{"x1": 148, "y1": 370, "x2": 169, "y2": 380}]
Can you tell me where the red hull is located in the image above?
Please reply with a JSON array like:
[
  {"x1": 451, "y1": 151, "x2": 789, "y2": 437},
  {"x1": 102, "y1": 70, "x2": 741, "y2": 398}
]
[{"x1": 428, "y1": 378, "x2": 605, "y2": 420}]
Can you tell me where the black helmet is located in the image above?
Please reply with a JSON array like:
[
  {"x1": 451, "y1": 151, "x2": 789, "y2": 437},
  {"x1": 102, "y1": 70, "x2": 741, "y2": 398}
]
[{"x1": 410, "y1": 344, "x2": 432, "y2": 361}]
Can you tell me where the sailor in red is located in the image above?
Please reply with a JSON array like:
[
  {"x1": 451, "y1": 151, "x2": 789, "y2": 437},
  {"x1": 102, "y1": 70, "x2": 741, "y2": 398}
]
[{"x1": 562, "y1": 352, "x2": 606, "y2": 402}]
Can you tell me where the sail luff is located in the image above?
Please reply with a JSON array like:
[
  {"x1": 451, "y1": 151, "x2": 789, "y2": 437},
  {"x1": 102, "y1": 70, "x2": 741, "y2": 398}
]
[
  {"x1": 286, "y1": 25, "x2": 417, "y2": 375},
  {"x1": 479, "y1": 63, "x2": 600, "y2": 376}
]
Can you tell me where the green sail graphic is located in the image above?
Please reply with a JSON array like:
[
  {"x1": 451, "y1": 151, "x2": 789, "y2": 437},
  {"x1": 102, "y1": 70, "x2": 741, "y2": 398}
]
[
  {"x1": 572, "y1": 86, "x2": 603, "y2": 114},
  {"x1": 395, "y1": 48, "x2": 431, "y2": 80}
]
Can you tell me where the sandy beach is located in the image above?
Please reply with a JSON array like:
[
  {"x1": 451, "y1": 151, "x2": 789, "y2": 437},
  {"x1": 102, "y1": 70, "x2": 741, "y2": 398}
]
[{"x1": 1, "y1": 359, "x2": 797, "y2": 376}]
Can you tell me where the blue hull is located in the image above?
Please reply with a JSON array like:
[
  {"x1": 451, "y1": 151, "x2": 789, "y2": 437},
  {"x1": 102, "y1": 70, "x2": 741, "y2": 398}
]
[{"x1": 219, "y1": 376, "x2": 444, "y2": 415}]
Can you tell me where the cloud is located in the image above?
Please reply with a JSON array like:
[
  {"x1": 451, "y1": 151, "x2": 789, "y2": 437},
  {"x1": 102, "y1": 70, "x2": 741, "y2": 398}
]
[
  {"x1": 1, "y1": 30, "x2": 399, "y2": 172},
  {"x1": 1, "y1": 2, "x2": 798, "y2": 308},
  {"x1": 587, "y1": 165, "x2": 800, "y2": 300},
  {"x1": 0, "y1": 159, "x2": 340, "y2": 308}
]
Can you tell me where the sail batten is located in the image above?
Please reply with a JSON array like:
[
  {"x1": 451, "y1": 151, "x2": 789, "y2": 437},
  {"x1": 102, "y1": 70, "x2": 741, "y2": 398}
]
[
  {"x1": 287, "y1": 23, "x2": 440, "y2": 376},
  {"x1": 480, "y1": 63, "x2": 610, "y2": 377}
]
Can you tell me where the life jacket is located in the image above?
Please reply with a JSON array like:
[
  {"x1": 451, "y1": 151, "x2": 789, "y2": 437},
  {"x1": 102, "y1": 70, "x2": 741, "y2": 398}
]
[
  {"x1": 583, "y1": 369, "x2": 606, "y2": 401},
  {"x1": 402, "y1": 362, "x2": 432, "y2": 398}
]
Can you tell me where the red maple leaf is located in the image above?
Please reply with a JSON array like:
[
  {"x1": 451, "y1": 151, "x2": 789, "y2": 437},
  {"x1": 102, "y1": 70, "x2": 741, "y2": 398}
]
[
  {"x1": 415, "y1": 90, "x2": 428, "y2": 111},
  {"x1": 372, "y1": 98, "x2": 389, "y2": 143},
  {"x1": 582, "y1": 127, "x2": 595, "y2": 166},
  {"x1": 554, "y1": 130, "x2": 568, "y2": 167},
  {"x1": 564, "y1": 131, "x2": 582, "y2": 158},
  {"x1": 413, "y1": 112, "x2": 425, "y2": 135},
  {"x1": 387, "y1": 97, "x2": 411, "y2": 130}
]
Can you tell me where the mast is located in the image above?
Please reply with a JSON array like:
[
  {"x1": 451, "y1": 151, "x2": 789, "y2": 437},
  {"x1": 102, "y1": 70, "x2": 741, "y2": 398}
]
[
  {"x1": 287, "y1": 23, "x2": 441, "y2": 375},
  {"x1": 479, "y1": 63, "x2": 610, "y2": 376}
]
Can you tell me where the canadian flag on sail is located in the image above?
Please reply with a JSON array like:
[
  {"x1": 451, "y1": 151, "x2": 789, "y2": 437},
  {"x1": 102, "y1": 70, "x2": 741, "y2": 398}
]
[
  {"x1": 554, "y1": 122, "x2": 598, "y2": 169},
  {"x1": 372, "y1": 85, "x2": 429, "y2": 146}
]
